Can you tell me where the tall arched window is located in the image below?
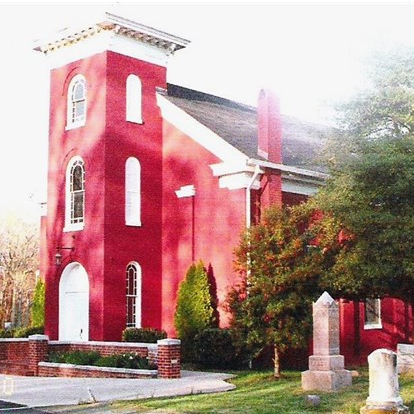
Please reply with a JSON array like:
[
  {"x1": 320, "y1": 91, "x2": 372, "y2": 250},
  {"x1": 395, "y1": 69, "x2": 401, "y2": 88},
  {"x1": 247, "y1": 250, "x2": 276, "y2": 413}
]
[
  {"x1": 64, "y1": 156, "x2": 85, "y2": 232},
  {"x1": 125, "y1": 157, "x2": 141, "y2": 226},
  {"x1": 66, "y1": 74, "x2": 87, "y2": 129},
  {"x1": 126, "y1": 262, "x2": 142, "y2": 328},
  {"x1": 126, "y1": 74, "x2": 143, "y2": 124}
]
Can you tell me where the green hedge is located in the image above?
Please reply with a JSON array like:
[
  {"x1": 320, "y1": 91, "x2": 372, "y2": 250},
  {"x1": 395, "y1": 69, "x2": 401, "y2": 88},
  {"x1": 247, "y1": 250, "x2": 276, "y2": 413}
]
[
  {"x1": 48, "y1": 350, "x2": 155, "y2": 370},
  {"x1": 122, "y1": 327, "x2": 167, "y2": 343}
]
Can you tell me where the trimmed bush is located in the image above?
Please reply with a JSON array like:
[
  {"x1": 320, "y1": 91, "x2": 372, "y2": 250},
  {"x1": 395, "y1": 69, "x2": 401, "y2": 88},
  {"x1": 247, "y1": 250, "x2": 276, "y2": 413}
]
[
  {"x1": 174, "y1": 260, "x2": 218, "y2": 361},
  {"x1": 48, "y1": 350, "x2": 101, "y2": 366},
  {"x1": 122, "y1": 327, "x2": 167, "y2": 343},
  {"x1": 192, "y1": 328, "x2": 245, "y2": 369}
]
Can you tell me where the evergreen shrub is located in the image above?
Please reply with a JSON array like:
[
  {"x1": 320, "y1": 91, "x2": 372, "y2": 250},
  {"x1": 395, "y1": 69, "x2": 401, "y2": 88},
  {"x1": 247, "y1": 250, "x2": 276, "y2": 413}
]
[
  {"x1": 122, "y1": 327, "x2": 167, "y2": 343},
  {"x1": 13, "y1": 326, "x2": 44, "y2": 338}
]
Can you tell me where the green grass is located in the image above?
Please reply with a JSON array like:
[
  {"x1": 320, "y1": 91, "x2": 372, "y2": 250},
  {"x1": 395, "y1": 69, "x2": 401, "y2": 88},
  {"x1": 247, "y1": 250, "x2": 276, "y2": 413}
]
[{"x1": 110, "y1": 369, "x2": 414, "y2": 414}]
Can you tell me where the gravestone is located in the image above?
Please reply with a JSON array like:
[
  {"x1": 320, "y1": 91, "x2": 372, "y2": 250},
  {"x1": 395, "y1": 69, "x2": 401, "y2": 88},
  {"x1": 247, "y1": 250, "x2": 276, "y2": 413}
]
[
  {"x1": 361, "y1": 349, "x2": 409, "y2": 414},
  {"x1": 397, "y1": 343, "x2": 414, "y2": 374},
  {"x1": 301, "y1": 291, "x2": 352, "y2": 391}
]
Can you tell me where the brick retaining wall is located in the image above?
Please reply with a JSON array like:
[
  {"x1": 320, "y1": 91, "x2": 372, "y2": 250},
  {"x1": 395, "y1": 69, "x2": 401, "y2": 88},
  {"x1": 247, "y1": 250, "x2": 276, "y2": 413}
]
[
  {"x1": 38, "y1": 362, "x2": 157, "y2": 379},
  {"x1": 0, "y1": 336, "x2": 181, "y2": 379}
]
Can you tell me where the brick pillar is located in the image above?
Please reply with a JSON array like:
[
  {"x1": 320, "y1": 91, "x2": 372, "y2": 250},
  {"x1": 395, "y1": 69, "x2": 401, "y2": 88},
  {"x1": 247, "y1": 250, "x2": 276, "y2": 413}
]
[
  {"x1": 157, "y1": 339, "x2": 181, "y2": 379},
  {"x1": 28, "y1": 335, "x2": 49, "y2": 376},
  {"x1": 0, "y1": 340, "x2": 7, "y2": 361}
]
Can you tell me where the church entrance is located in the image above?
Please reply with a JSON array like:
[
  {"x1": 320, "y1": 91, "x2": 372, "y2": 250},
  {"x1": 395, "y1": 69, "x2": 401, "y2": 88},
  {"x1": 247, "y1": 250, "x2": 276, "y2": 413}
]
[{"x1": 59, "y1": 262, "x2": 89, "y2": 341}]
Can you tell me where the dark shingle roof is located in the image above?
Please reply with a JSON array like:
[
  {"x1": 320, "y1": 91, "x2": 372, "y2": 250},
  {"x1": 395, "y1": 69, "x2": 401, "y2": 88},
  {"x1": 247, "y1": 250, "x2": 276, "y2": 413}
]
[{"x1": 162, "y1": 84, "x2": 330, "y2": 171}]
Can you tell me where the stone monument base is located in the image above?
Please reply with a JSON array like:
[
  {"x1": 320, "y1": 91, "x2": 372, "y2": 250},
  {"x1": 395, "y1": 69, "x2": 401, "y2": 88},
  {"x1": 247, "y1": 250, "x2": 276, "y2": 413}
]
[
  {"x1": 360, "y1": 403, "x2": 410, "y2": 414},
  {"x1": 301, "y1": 369, "x2": 352, "y2": 392}
]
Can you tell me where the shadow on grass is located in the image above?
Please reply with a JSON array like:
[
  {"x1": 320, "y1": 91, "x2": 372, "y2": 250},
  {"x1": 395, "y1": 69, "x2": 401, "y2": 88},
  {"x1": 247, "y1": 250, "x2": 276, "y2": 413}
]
[{"x1": 113, "y1": 369, "x2": 414, "y2": 414}]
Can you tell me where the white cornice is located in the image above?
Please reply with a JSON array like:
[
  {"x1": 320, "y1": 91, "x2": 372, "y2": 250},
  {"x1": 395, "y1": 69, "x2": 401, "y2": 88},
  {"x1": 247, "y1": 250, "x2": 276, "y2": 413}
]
[
  {"x1": 33, "y1": 12, "x2": 190, "y2": 68},
  {"x1": 156, "y1": 93, "x2": 248, "y2": 163}
]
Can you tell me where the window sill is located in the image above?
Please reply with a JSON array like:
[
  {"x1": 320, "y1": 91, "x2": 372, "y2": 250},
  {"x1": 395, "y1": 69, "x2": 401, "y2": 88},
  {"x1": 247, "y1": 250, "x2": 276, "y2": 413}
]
[
  {"x1": 65, "y1": 121, "x2": 86, "y2": 131},
  {"x1": 126, "y1": 222, "x2": 142, "y2": 227},
  {"x1": 364, "y1": 323, "x2": 383, "y2": 330},
  {"x1": 126, "y1": 118, "x2": 143, "y2": 125},
  {"x1": 64, "y1": 223, "x2": 84, "y2": 233}
]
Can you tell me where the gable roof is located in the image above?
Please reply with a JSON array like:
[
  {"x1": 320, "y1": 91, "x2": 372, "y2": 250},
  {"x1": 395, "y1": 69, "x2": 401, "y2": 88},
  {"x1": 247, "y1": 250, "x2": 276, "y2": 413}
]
[{"x1": 161, "y1": 84, "x2": 330, "y2": 172}]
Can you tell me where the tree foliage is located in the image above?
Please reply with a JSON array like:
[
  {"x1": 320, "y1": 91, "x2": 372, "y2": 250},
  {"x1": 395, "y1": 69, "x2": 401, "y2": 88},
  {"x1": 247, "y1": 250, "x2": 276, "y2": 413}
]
[
  {"x1": 174, "y1": 260, "x2": 218, "y2": 360},
  {"x1": 315, "y1": 47, "x2": 414, "y2": 303},
  {"x1": 0, "y1": 215, "x2": 39, "y2": 328},
  {"x1": 227, "y1": 205, "x2": 341, "y2": 377},
  {"x1": 315, "y1": 136, "x2": 414, "y2": 303}
]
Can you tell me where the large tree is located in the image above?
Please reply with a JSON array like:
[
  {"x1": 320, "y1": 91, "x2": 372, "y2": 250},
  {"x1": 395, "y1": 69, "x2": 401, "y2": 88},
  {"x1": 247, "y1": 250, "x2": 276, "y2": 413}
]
[
  {"x1": 227, "y1": 205, "x2": 340, "y2": 378},
  {"x1": 316, "y1": 47, "x2": 414, "y2": 303},
  {"x1": 315, "y1": 136, "x2": 414, "y2": 303}
]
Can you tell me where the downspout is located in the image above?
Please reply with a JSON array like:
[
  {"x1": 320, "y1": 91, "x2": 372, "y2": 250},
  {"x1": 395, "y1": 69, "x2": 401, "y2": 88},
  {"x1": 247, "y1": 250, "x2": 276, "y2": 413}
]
[
  {"x1": 245, "y1": 165, "x2": 261, "y2": 371},
  {"x1": 246, "y1": 165, "x2": 261, "y2": 228}
]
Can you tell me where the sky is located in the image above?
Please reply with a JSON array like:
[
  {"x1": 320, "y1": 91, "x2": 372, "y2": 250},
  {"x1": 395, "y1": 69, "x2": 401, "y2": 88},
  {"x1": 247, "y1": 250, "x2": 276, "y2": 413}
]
[{"x1": 2, "y1": 1, "x2": 414, "y2": 221}]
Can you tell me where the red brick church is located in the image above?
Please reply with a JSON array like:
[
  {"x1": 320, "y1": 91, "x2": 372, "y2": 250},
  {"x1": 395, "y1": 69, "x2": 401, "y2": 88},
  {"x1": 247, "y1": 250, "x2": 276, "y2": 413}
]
[{"x1": 35, "y1": 12, "x2": 412, "y2": 364}]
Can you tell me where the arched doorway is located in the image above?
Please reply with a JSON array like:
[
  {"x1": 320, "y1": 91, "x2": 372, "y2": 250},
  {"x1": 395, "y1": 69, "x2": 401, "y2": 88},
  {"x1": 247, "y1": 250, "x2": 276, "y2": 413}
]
[{"x1": 59, "y1": 262, "x2": 89, "y2": 341}]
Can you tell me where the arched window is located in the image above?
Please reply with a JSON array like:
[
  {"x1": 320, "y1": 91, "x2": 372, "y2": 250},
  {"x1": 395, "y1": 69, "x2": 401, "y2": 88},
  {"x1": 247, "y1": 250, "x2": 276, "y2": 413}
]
[
  {"x1": 64, "y1": 156, "x2": 85, "y2": 231},
  {"x1": 125, "y1": 157, "x2": 141, "y2": 226},
  {"x1": 66, "y1": 74, "x2": 87, "y2": 129},
  {"x1": 126, "y1": 262, "x2": 142, "y2": 328},
  {"x1": 126, "y1": 74, "x2": 143, "y2": 124}
]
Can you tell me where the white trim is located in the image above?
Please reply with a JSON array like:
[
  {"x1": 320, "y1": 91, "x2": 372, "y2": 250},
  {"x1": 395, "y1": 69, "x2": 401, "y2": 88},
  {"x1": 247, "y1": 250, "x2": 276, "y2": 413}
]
[
  {"x1": 66, "y1": 74, "x2": 87, "y2": 130},
  {"x1": 125, "y1": 157, "x2": 141, "y2": 227},
  {"x1": 126, "y1": 261, "x2": 142, "y2": 329},
  {"x1": 246, "y1": 165, "x2": 261, "y2": 228},
  {"x1": 35, "y1": 27, "x2": 184, "y2": 69},
  {"x1": 210, "y1": 161, "x2": 262, "y2": 177},
  {"x1": 126, "y1": 74, "x2": 143, "y2": 124},
  {"x1": 282, "y1": 175, "x2": 322, "y2": 196},
  {"x1": 364, "y1": 298, "x2": 382, "y2": 330},
  {"x1": 157, "y1": 93, "x2": 248, "y2": 163},
  {"x1": 64, "y1": 156, "x2": 85, "y2": 233},
  {"x1": 175, "y1": 185, "x2": 196, "y2": 198},
  {"x1": 248, "y1": 158, "x2": 329, "y2": 180}
]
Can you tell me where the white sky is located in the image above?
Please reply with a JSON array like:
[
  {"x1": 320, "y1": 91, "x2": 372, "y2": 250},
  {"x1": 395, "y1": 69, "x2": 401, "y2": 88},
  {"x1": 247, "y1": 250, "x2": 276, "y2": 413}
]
[{"x1": 2, "y1": 1, "x2": 414, "y2": 220}]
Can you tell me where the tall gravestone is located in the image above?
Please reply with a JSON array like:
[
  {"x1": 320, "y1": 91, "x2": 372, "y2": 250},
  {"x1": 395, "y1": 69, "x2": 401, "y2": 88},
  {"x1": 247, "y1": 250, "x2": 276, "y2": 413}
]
[
  {"x1": 361, "y1": 349, "x2": 409, "y2": 414},
  {"x1": 302, "y1": 291, "x2": 352, "y2": 391}
]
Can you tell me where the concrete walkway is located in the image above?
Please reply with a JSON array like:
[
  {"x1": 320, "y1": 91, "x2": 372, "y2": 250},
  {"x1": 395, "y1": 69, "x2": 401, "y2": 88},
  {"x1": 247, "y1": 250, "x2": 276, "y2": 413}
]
[{"x1": 0, "y1": 371, "x2": 235, "y2": 410}]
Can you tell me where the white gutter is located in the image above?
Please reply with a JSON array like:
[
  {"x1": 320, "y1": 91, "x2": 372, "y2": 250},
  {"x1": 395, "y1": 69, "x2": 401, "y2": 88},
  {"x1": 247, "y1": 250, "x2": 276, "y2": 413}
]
[
  {"x1": 246, "y1": 165, "x2": 261, "y2": 228},
  {"x1": 247, "y1": 158, "x2": 329, "y2": 181}
]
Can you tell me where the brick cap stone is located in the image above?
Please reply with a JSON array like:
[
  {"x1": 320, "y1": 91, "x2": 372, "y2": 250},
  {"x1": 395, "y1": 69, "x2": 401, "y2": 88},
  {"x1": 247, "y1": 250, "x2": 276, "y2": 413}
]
[
  {"x1": 315, "y1": 291, "x2": 335, "y2": 306},
  {"x1": 157, "y1": 339, "x2": 181, "y2": 346},
  {"x1": 28, "y1": 335, "x2": 49, "y2": 341}
]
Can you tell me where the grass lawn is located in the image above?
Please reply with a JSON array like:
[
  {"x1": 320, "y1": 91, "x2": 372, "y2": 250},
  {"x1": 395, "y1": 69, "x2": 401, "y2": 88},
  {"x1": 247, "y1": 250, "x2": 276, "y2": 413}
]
[{"x1": 111, "y1": 369, "x2": 414, "y2": 414}]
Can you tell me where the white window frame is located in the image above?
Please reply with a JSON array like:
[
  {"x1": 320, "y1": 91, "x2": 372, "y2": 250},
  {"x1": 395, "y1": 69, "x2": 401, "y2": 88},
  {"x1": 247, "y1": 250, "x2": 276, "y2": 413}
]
[
  {"x1": 66, "y1": 74, "x2": 87, "y2": 130},
  {"x1": 125, "y1": 157, "x2": 141, "y2": 226},
  {"x1": 64, "y1": 156, "x2": 85, "y2": 232},
  {"x1": 126, "y1": 74, "x2": 143, "y2": 124},
  {"x1": 364, "y1": 298, "x2": 382, "y2": 330},
  {"x1": 126, "y1": 261, "x2": 142, "y2": 328}
]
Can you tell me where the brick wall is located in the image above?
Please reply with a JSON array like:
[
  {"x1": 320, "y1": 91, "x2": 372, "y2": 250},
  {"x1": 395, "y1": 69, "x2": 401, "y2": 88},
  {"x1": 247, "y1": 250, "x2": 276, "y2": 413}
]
[
  {"x1": 0, "y1": 337, "x2": 180, "y2": 379},
  {"x1": 38, "y1": 362, "x2": 157, "y2": 379}
]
